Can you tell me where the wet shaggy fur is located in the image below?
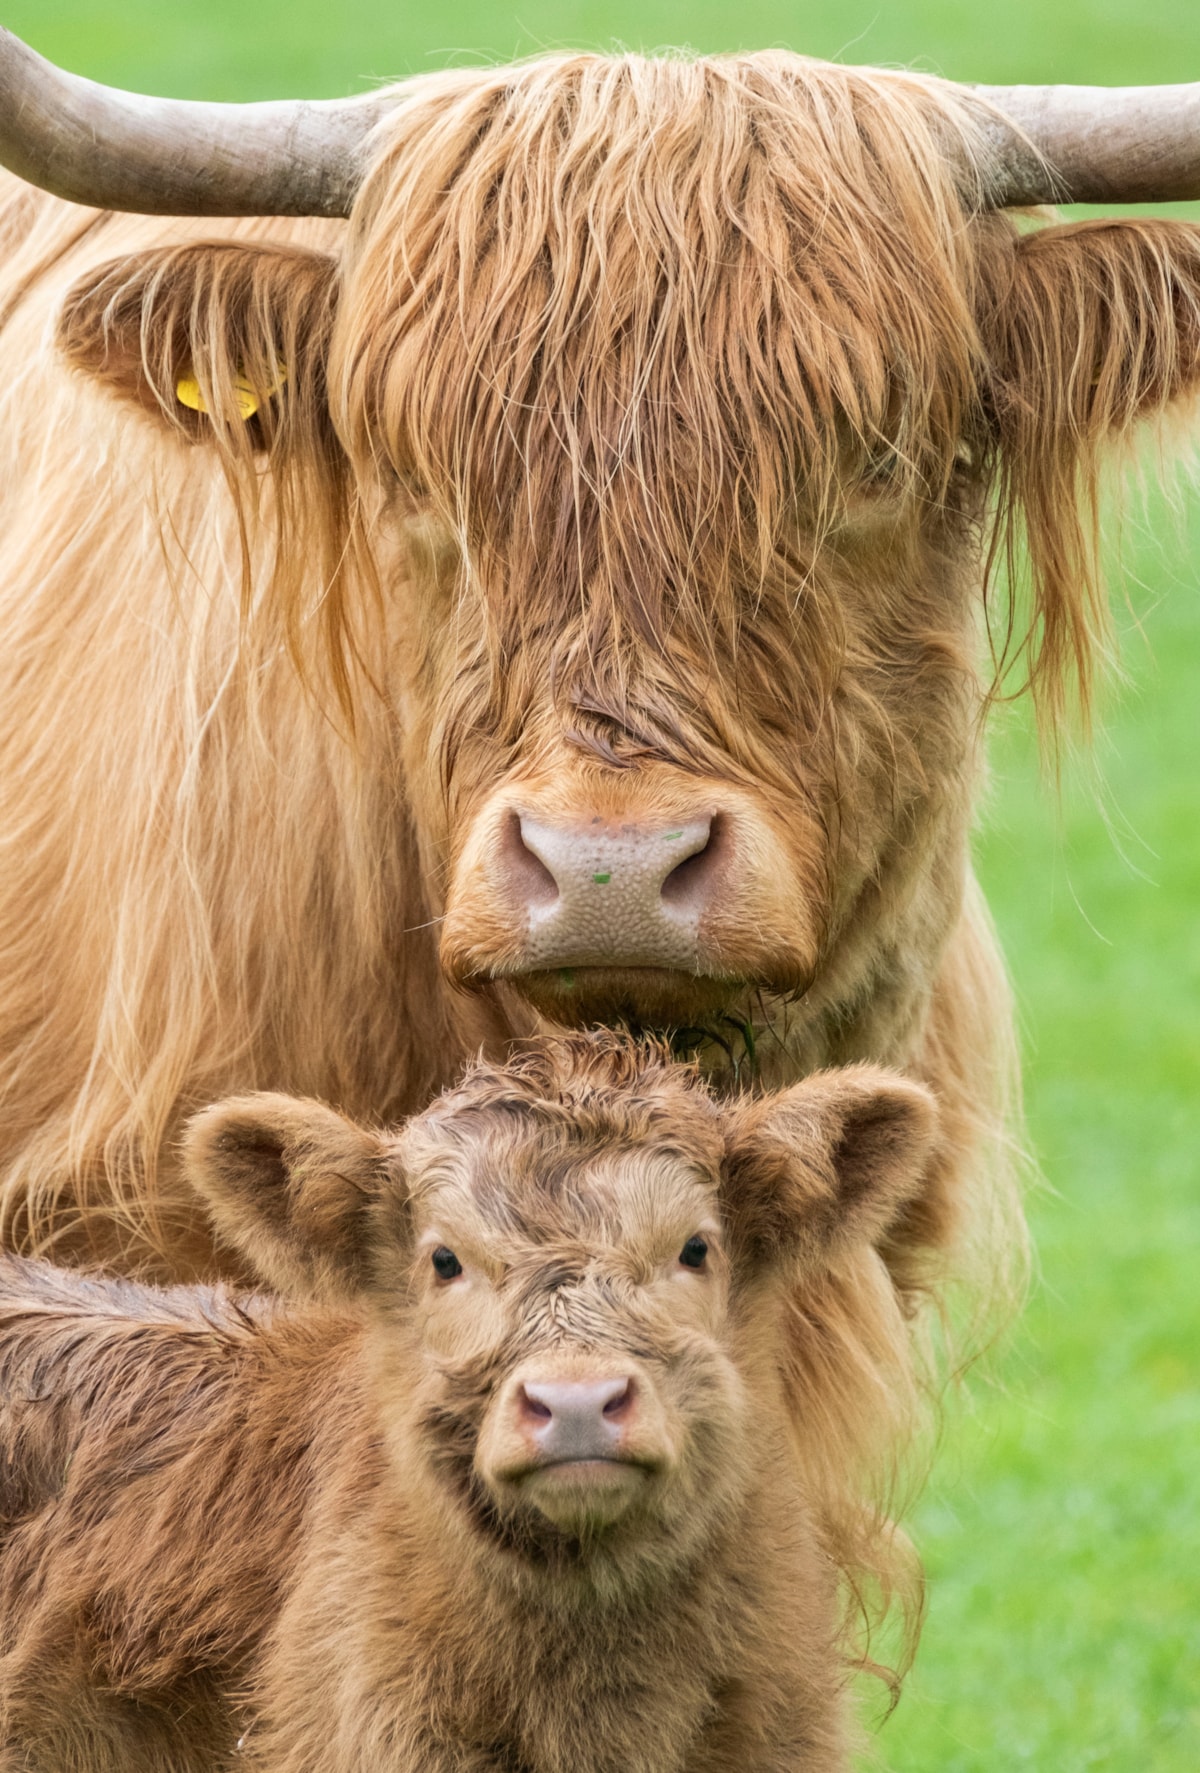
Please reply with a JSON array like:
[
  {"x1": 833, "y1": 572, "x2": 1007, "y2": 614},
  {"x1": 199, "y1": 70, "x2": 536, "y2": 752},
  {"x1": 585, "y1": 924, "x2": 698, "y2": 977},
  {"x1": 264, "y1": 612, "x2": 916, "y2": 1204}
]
[{"x1": 0, "y1": 1035, "x2": 936, "y2": 1772}]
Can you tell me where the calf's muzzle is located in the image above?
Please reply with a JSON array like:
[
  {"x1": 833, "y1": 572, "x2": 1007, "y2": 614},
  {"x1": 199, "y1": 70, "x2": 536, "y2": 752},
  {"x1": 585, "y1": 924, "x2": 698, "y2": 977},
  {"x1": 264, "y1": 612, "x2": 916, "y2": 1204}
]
[
  {"x1": 517, "y1": 1374, "x2": 635, "y2": 1464},
  {"x1": 480, "y1": 1359, "x2": 665, "y2": 1530}
]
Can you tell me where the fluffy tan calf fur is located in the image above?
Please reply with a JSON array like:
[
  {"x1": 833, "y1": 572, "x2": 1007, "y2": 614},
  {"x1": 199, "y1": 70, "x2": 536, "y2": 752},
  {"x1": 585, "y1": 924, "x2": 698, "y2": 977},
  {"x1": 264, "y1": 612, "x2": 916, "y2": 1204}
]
[{"x1": 0, "y1": 1034, "x2": 935, "y2": 1773}]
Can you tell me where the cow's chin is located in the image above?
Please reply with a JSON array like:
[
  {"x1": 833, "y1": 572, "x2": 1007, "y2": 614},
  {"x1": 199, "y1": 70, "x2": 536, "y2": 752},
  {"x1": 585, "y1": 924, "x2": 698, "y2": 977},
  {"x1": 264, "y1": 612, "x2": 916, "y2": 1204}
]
[{"x1": 505, "y1": 965, "x2": 745, "y2": 1030}]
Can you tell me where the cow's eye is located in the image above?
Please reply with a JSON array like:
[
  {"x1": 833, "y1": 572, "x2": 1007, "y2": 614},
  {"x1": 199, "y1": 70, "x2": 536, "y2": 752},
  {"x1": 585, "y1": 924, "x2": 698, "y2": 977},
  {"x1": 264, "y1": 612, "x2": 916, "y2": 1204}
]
[
  {"x1": 431, "y1": 1246, "x2": 463, "y2": 1281},
  {"x1": 860, "y1": 445, "x2": 900, "y2": 487},
  {"x1": 678, "y1": 1234, "x2": 709, "y2": 1270}
]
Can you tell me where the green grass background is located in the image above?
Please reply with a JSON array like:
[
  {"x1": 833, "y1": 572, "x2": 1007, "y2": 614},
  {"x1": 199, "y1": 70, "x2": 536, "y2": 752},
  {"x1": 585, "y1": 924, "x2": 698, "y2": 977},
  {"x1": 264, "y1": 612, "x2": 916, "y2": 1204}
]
[{"x1": 7, "y1": 2, "x2": 1197, "y2": 1766}]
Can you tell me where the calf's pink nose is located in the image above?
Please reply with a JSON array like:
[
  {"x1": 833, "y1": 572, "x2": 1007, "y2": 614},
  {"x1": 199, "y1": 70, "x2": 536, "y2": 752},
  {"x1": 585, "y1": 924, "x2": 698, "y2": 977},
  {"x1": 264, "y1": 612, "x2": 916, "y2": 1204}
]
[
  {"x1": 501, "y1": 812, "x2": 724, "y2": 970},
  {"x1": 518, "y1": 1376, "x2": 634, "y2": 1462}
]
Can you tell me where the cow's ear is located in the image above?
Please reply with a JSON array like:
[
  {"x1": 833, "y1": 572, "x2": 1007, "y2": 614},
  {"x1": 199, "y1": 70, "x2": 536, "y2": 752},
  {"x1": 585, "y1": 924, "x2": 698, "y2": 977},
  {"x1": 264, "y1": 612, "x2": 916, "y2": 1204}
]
[
  {"x1": 183, "y1": 1093, "x2": 389, "y2": 1300},
  {"x1": 721, "y1": 1068, "x2": 937, "y2": 1274},
  {"x1": 985, "y1": 218, "x2": 1200, "y2": 438},
  {"x1": 56, "y1": 242, "x2": 339, "y2": 451},
  {"x1": 980, "y1": 217, "x2": 1200, "y2": 718}
]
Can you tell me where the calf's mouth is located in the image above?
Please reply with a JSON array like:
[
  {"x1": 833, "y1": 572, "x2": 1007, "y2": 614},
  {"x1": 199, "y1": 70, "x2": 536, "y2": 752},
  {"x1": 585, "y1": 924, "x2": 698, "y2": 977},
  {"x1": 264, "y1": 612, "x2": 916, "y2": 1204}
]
[{"x1": 508, "y1": 1455, "x2": 657, "y2": 1530}]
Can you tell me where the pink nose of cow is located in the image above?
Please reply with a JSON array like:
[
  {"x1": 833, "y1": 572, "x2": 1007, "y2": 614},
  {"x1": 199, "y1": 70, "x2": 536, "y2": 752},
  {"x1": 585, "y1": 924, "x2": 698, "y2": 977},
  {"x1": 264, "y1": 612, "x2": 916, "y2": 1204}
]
[
  {"x1": 518, "y1": 1377, "x2": 635, "y2": 1463},
  {"x1": 502, "y1": 813, "x2": 724, "y2": 970}
]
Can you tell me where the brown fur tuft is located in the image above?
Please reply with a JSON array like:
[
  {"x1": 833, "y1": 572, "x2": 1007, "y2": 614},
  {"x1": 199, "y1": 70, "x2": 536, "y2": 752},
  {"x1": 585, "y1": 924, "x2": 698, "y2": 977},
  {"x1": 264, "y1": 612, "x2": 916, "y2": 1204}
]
[{"x1": 56, "y1": 241, "x2": 370, "y2": 713}]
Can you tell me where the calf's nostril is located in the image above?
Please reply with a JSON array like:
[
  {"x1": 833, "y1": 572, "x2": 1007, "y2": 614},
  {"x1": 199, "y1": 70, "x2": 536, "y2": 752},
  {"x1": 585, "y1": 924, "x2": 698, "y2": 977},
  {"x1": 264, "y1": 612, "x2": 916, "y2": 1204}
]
[
  {"x1": 518, "y1": 1385, "x2": 554, "y2": 1423},
  {"x1": 602, "y1": 1378, "x2": 633, "y2": 1419},
  {"x1": 520, "y1": 1376, "x2": 635, "y2": 1434}
]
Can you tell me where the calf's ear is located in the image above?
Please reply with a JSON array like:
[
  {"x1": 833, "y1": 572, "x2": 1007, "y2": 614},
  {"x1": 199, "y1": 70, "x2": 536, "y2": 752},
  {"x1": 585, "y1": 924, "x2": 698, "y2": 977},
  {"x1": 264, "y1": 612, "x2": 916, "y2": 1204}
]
[
  {"x1": 183, "y1": 1093, "x2": 388, "y2": 1300},
  {"x1": 56, "y1": 241, "x2": 339, "y2": 453},
  {"x1": 721, "y1": 1067, "x2": 937, "y2": 1273}
]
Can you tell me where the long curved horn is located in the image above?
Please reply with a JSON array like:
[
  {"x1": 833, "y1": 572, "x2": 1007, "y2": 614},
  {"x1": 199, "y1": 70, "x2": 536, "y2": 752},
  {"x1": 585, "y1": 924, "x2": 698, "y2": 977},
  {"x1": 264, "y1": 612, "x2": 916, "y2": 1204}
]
[
  {"x1": 5, "y1": 31, "x2": 1200, "y2": 217},
  {"x1": 0, "y1": 28, "x2": 397, "y2": 217},
  {"x1": 973, "y1": 84, "x2": 1200, "y2": 207}
]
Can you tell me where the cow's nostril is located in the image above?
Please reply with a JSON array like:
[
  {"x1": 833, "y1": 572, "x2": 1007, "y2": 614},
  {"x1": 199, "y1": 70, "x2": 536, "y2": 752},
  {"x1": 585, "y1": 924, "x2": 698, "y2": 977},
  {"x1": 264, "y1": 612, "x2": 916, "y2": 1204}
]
[
  {"x1": 660, "y1": 814, "x2": 724, "y2": 915},
  {"x1": 520, "y1": 1376, "x2": 634, "y2": 1436},
  {"x1": 504, "y1": 813, "x2": 559, "y2": 910}
]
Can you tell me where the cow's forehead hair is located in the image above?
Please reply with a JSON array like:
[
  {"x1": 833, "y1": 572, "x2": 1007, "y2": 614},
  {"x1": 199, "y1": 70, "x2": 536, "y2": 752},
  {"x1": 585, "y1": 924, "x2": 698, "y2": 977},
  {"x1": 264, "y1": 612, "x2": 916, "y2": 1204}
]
[{"x1": 335, "y1": 52, "x2": 992, "y2": 641}]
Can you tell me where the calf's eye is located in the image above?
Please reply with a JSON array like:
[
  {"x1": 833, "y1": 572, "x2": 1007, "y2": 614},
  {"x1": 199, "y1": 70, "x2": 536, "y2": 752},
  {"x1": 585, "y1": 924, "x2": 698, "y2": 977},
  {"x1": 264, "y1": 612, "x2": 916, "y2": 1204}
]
[
  {"x1": 431, "y1": 1246, "x2": 463, "y2": 1281},
  {"x1": 678, "y1": 1234, "x2": 709, "y2": 1270}
]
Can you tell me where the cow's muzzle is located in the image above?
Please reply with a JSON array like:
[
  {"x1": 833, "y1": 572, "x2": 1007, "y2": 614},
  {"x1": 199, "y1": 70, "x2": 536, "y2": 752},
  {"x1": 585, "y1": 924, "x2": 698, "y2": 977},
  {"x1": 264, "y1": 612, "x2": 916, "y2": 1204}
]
[
  {"x1": 438, "y1": 775, "x2": 818, "y2": 1026},
  {"x1": 503, "y1": 809, "x2": 725, "y2": 971}
]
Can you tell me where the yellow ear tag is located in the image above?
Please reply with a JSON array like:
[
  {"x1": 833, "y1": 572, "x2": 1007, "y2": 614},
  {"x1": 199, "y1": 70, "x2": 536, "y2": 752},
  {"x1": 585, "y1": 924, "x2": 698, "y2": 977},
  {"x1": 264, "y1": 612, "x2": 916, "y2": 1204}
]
[{"x1": 176, "y1": 364, "x2": 288, "y2": 422}]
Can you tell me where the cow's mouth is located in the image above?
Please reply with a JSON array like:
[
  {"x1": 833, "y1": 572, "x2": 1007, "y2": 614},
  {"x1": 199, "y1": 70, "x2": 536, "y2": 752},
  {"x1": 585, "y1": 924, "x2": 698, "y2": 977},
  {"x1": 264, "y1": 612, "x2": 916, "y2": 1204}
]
[{"x1": 503, "y1": 964, "x2": 747, "y2": 1029}]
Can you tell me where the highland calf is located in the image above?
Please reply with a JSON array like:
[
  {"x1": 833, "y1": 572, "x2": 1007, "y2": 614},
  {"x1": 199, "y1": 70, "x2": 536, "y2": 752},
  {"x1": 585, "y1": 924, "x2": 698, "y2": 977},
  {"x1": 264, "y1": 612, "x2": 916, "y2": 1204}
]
[{"x1": 0, "y1": 1036, "x2": 934, "y2": 1773}]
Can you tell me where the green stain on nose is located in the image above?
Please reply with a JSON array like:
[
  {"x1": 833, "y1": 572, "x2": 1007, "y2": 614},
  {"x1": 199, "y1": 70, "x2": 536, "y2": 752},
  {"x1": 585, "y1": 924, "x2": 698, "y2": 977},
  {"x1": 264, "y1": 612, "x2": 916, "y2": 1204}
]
[
  {"x1": 664, "y1": 831, "x2": 683, "y2": 840},
  {"x1": 592, "y1": 872, "x2": 611, "y2": 884}
]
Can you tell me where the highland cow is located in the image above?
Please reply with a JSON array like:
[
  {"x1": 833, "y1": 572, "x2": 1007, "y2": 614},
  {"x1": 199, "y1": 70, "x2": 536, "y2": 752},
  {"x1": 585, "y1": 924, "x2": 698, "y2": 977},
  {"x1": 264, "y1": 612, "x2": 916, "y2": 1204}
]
[
  {"x1": 0, "y1": 37, "x2": 1198, "y2": 1515},
  {"x1": 0, "y1": 1036, "x2": 935, "y2": 1773}
]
